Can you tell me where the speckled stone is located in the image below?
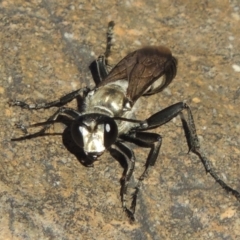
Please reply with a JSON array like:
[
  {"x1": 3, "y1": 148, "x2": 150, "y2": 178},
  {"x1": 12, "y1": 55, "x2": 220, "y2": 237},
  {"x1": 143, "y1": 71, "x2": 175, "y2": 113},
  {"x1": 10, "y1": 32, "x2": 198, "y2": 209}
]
[{"x1": 1, "y1": 0, "x2": 240, "y2": 239}]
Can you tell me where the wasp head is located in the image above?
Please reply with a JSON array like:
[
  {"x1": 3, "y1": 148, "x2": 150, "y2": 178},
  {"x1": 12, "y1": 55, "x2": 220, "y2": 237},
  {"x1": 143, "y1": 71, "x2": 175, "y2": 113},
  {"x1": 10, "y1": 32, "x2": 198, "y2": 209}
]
[{"x1": 71, "y1": 113, "x2": 118, "y2": 160}]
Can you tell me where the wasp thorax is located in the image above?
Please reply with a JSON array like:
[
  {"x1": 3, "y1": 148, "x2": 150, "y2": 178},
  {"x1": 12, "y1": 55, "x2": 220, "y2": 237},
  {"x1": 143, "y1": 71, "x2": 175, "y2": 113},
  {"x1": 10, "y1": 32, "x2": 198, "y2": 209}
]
[
  {"x1": 71, "y1": 113, "x2": 118, "y2": 159},
  {"x1": 85, "y1": 80, "x2": 130, "y2": 117}
]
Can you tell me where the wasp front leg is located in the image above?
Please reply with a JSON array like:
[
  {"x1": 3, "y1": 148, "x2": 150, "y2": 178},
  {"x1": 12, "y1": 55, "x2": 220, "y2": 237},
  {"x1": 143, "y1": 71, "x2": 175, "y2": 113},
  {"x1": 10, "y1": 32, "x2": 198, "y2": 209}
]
[
  {"x1": 112, "y1": 141, "x2": 136, "y2": 221},
  {"x1": 120, "y1": 132, "x2": 162, "y2": 216},
  {"x1": 9, "y1": 87, "x2": 89, "y2": 110},
  {"x1": 11, "y1": 107, "x2": 80, "y2": 141}
]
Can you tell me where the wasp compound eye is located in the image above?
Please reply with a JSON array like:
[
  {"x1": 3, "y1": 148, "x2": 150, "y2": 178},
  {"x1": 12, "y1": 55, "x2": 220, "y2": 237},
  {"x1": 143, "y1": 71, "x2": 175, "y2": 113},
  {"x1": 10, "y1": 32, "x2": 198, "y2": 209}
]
[
  {"x1": 103, "y1": 120, "x2": 118, "y2": 149},
  {"x1": 71, "y1": 120, "x2": 85, "y2": 148}
]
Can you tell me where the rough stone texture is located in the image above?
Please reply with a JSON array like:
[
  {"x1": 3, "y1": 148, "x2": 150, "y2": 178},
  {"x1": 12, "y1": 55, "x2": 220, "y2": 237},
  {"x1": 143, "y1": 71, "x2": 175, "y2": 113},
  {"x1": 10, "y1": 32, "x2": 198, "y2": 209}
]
[{"x1": 1, "y1": 0, "x2": 240, "y2": 239}]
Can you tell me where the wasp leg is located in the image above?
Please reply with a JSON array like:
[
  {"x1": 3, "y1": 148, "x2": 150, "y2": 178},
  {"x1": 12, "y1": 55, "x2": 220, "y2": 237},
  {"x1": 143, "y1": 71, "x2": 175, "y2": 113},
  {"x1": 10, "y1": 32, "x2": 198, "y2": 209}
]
[
  {"x1": 89, "y1": 56, "x2": 109, "y2": 85},
  {"x1": 9, "y1": 87, "x2": 89, "y2": 110},
  {"x1": 111, "y1": 141, "x2": 136, "y2": 221},
  {"x1": 89, "y1": 21, "x2": 115, "y2": 85},
  {"x1": 134, "y1": 102, "x2": 240, "y2": 201},
  {"x1": 120, "y1": 132, "x2": 162, "y2": 215},
  {"x1": 11, "y1": 107, "x2": 80, "y2": 141},
  {"x1": 104, "y1": 21, "x2": 115, "y2": 61}
]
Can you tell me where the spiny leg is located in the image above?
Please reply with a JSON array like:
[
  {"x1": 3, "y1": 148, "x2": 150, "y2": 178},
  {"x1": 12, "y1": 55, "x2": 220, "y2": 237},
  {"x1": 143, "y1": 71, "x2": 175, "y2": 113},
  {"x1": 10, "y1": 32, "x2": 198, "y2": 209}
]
[
  {"x1": 120, "y1": 132, "x2": 162, "y2": 215},
  {"x1": 90, "y1": 21, "x2": 115, "y2": 85},
  {"x1": 11, "y1": 107, "x2": 80, "y2": 141},
  {"x1": 9, "y1": 87, "x2": 89, "y2": 110},
  {"x1": 180, "y1": 107, "x2": 240, "y2": 200},
  {"x1": 104, "y1": 21, "x2": 115, "y2": 61},
  {"x1": 112, "y1": 141, "x2": 136, "y2": 221},
  {"x1": 134, "y1": 101, "x2": 240, "y2": 201}
]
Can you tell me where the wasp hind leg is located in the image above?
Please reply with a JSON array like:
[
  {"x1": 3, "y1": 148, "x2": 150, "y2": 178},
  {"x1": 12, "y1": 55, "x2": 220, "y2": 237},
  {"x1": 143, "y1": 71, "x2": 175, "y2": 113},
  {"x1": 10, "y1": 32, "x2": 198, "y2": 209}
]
[{"x1": 132, "y1": 101, "x2": 240, "y2": 201}]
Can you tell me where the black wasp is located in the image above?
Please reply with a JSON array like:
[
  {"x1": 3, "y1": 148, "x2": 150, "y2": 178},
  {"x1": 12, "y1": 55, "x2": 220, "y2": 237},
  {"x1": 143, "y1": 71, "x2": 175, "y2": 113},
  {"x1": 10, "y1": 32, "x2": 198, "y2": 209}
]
[{"x1": 10, "y1": 21, "x2": 240, "y2": 221}]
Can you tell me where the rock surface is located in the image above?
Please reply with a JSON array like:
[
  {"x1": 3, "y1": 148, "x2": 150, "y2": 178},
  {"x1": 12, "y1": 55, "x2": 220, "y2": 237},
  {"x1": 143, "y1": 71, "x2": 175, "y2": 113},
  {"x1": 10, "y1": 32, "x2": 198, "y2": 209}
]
[{"x1": 0, "y1": 0, "x2": 240, "y2": 239}]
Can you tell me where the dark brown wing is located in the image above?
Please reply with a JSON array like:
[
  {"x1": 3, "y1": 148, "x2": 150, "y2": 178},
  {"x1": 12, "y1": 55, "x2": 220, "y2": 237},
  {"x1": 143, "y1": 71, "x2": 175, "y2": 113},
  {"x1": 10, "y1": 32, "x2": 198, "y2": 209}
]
[{"x1": 98, "y1": 46, "x2": 177, "y2": 104}]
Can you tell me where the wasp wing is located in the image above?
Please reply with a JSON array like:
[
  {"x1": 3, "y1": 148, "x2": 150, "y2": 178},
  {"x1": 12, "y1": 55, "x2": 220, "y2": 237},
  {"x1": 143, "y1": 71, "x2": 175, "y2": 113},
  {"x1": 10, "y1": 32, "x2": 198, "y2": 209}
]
[{"x1": 98, "y1": 46, "x2": 177, "y2": 104}]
